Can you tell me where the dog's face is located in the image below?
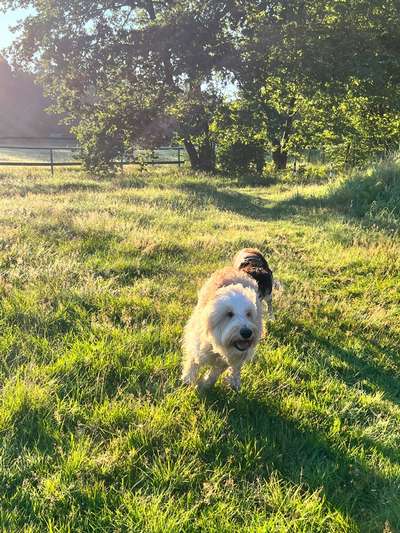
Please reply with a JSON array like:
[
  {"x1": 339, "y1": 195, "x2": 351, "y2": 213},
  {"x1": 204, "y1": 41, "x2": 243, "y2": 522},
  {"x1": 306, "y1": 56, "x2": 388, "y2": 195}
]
[{"x1": 206, "y1": 284, "x2": 261, "y2": 361}]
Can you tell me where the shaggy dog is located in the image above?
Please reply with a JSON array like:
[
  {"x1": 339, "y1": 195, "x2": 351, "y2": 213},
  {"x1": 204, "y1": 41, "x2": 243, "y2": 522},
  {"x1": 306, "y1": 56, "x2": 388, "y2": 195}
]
[
  {"x1": 232, "y1": 247, "x2": 278, "y2": 320},
  {"x1": 181, "y1": 267, "x2": 263, "y2": 390}
]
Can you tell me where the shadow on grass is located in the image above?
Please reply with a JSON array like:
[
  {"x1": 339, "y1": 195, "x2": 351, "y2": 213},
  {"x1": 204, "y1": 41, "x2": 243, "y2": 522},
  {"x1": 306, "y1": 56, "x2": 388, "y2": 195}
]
[
  {"x1": 271, "y1": 318, "x2": 400, "y2": 406},
  {"x1": 180, "y1": 180, "x2": 330, "y2": 223},
  {"x1": 202, "y1": 388, "x2": 398, "y2": 529},
  {"x1": 180, "y1": 181, "x2": 284, "y2": 220},
  {"x1": 179, "y1": 177, "x2": 399, "y2": 234},
  {"x1": 1, "y1": 180, "x2": 104, "y2": 197},
  {"x1": 196, "y1": 307, "x2": 400, "y2": 527},
  {"x1": 221, "y1": 171, "x2": 278, "y2": 188}
]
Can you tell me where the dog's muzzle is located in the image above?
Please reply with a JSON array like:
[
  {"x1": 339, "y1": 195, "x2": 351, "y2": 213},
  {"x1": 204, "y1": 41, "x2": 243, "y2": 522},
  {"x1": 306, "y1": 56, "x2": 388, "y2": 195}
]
[{"x1": 233, "y1": 327, "x2": 254, "y2": 351}]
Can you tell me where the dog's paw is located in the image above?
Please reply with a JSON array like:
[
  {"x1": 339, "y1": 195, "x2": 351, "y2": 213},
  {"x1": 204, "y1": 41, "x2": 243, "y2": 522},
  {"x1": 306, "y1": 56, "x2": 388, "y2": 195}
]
[
  {"x1": 181, "y1": 373, "x2": 196, "y2": 386},
  {"x1": 197, "y1": 379, "x2": 216, "y2": 393},
  {"x1": 224, "y1": 374, "x2": 241, "y2": 391},
  {"x1": 181, "y1": 362, "x2": 200, "y2": 386}
]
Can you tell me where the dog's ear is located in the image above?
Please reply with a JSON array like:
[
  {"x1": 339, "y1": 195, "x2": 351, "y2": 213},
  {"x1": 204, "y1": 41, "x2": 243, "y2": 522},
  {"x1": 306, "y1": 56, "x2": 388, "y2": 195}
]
[
  {"x1": 241, "y1": 265, "x2": 273, "y2": 300},
  {"x1": 203, "y1": 299, "x2": 220, "y2": 339}
]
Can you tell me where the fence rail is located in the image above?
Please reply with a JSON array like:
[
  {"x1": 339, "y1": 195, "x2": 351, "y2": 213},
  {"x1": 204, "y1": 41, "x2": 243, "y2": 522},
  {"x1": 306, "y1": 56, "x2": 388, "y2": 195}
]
[{"x1": 0, "y1": 144, "x2": 186, "y2": 174}]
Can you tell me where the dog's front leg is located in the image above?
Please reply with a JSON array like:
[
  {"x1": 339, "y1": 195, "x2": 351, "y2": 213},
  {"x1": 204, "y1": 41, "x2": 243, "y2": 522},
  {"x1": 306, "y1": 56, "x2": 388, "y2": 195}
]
[
  {"x1": 224, "y1": 366, "x2": 242, "y2": 391},
  {"x1": 181, "y1": 359, "x2": 200, "y2": 385},
  {"x1": 199, "y1": 359, "x2": 228, "y2": 389},
  {"x1": 264, "y1": 295, "x2": 274, "y2": 320}
]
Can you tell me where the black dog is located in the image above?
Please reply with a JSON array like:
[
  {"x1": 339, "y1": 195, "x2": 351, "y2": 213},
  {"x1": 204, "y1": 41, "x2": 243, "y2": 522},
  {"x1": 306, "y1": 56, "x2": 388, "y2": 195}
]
[{"x1": 233, "y1": 248, "x2": 278, "y2": 319}]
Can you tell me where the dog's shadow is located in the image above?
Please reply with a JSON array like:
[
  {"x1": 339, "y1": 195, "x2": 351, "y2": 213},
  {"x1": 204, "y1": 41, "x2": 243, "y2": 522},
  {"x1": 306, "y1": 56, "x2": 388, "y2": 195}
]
[{"x1": 200, "y1": 388, "x2": 394, "y2": 528}]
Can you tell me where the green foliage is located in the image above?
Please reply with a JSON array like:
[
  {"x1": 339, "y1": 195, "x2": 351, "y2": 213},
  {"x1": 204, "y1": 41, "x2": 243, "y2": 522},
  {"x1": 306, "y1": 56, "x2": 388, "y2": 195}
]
[
  {"x1": 217, "y1": 140, "x2": 265, "y2": 174},
  {"x1": 169, "y1": 86, "x2": 223, "y2": 171},
  {"x1": 2, "y1": 0, "x2": 236, "y2": 172},
  {"x1": 272, "y1": 163, "x2": 335, "y2": 186},
  {"x1": 232, "y1": 0, "x2": 400, "y2": 169},
  {"x1": 213, "y1": 99, "x2": 266, "y2": 174}
]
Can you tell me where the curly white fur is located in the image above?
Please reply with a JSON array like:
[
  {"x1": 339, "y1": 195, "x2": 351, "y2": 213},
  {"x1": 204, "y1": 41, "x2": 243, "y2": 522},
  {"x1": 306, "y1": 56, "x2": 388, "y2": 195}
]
[{"x1": 181, "y1": 268, "x2": 263, "y2": 390}]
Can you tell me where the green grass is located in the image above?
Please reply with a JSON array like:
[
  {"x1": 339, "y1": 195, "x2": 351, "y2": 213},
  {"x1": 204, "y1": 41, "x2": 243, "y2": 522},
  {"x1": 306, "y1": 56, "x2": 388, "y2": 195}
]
[{"x1": 0, "y1": 162, "x2": 399, "y2": 532}]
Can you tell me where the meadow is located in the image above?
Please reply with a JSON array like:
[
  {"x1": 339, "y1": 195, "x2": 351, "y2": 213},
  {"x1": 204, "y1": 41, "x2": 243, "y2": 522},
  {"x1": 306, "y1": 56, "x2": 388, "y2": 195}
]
[{"x1": 0, "y1": 160, "x2": 399, "y2": 532}]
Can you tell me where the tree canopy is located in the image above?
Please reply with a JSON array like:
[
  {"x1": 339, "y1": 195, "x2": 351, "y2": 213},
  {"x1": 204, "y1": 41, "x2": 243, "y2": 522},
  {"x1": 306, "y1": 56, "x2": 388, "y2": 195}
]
[
  {"x1": 2, "y1": 0, "x2": 400, "y2": 171},
  {"x1": 232, "y1": 0, "x2": 400, "y2": 168}
]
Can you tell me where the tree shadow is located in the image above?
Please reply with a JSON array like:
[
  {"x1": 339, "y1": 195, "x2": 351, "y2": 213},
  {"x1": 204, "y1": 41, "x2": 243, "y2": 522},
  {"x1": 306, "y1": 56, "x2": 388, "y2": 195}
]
[
  {"x1": 271, "y1": 318, "x2": 400, "y2": 406},
  {"x1": 201, "y1": 388, "x2": 399, "y2": 529},
  {"x1": 179, "y1": 180, "x2": 330, "y2": 223},
  {"x1": 2, "y1": 180, "x2": 104, "y2": 197},
  {"x1": 220, "y1": 172, "x2": 278, "y2": 188},
  {"x1": 179, "y1": 181, "x2": 289, "y2": 221},
  {"x1": 179, "y1": 177, "x2": 399, "y2": 235}
]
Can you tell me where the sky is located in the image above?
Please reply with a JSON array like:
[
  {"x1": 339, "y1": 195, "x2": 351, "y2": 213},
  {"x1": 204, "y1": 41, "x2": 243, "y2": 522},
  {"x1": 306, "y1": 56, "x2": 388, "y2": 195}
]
[{"x1": 0, "y1": 8, "x2": 31, "y2": 50}]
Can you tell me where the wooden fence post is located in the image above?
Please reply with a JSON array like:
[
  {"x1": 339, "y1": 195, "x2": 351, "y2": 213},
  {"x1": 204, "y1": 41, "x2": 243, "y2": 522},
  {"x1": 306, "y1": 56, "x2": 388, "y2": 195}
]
[
  {"x1": 50, "y1": 148, "x2": 54, "y2": 175},
  {"x1": 178, "y1": 147, "x2": 181, "y2": 167}
]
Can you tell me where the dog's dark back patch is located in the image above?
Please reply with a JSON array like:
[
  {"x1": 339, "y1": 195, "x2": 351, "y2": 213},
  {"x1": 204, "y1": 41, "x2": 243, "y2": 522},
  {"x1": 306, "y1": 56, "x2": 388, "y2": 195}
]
[
  {"x1": 241, "y1": 265, "x2": 273, "y2": 299},
  {"x1": 233, "y1": 248, "x2": 273, "y2": 299},
  {"x1": 239, "y1": 254, "x2": 269, "y2": 271}
]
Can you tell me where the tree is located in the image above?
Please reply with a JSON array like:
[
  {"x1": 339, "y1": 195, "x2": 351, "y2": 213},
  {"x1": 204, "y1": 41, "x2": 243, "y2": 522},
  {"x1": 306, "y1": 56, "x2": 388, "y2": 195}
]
[
  {"x1": 3, "y1": 0, "x2": 399, "y2": 173},
  {"x1": 2, "y1": 0, "x2": 236, "y2": 172},
  {"x1": 233, "y1": 0, "x2": 400, "y2": 169}
]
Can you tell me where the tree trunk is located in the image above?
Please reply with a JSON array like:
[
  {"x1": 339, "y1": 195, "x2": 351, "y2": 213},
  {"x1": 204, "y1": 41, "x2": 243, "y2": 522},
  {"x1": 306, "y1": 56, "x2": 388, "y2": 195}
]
[
  {"x1": 272, "y1": 144, "x2": 288, "y2": 170},
  {"x1": 272, "y1": 96, "x2": 295, "y2": 171},
  {"x1": 184, "y1": 138, "x2": 215, "y2": 172},
  {"x1": 184, "y1": 139, "x2": 200, "y2": 169},
  {"x1": 197, "y1": 138, "x2": 215, "y2": 172}
]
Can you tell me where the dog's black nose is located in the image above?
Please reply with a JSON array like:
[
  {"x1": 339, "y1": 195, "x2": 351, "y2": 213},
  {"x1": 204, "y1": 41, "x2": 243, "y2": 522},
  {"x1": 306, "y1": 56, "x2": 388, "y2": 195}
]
[{"x1": 240, "y1": 327, "x2": 252, "y2": 339}]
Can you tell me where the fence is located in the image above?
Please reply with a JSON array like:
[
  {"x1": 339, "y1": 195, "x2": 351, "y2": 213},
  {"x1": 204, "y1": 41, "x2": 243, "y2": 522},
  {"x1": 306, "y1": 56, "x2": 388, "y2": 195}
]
[{"x1": 0, "y1": 138, "x2": 186, "y2": 174}]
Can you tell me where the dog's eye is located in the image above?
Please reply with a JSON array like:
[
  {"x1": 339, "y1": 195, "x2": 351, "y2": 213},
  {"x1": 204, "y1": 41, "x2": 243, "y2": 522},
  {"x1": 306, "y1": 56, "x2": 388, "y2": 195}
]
[
  {"x1": 227, "y1": 311, "x2": 234, "y2": 318},
  {"x1": 246, "y1": 311, "x2": 252, "y2": 318}
]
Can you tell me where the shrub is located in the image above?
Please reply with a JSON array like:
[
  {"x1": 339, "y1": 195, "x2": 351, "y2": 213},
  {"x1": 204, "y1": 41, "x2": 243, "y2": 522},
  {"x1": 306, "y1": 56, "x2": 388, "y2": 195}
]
[{"x1": 217, "y1": 141, "x2": 265, "y2": 174}]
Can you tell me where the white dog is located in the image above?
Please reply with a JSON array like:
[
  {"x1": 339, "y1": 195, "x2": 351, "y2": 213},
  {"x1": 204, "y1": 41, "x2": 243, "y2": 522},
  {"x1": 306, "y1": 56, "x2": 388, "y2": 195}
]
[{"x1": 181, "y1": 267, "x2": 263, "y2": 390}]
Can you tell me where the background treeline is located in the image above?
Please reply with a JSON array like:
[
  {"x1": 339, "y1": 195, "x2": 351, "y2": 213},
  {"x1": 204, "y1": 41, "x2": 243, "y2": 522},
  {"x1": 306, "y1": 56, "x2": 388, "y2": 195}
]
[
  {"x1": 0, "y1": 56, "x2": 65, "y2": 138},
  {"x1": 2, "y1": 0, "x2": 400, "y2": 172}
]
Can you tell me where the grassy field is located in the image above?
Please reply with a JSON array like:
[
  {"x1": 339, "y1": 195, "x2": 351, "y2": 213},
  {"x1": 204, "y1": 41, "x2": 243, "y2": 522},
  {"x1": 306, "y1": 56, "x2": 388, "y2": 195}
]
[{"x1": 0, "y1": 162, "x2": 399, "y2": 532}]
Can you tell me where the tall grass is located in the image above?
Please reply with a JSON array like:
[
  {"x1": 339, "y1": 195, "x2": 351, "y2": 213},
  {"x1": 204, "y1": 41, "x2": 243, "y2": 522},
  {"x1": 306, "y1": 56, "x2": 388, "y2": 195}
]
[{"x1": 330, "y1": 153, "x2": 400, "y2": 228}]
